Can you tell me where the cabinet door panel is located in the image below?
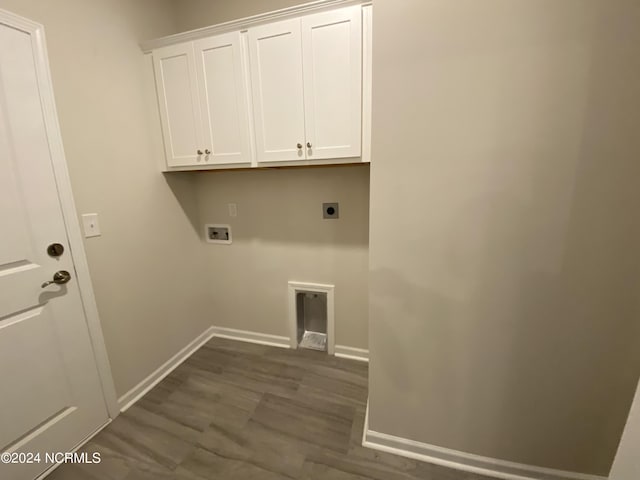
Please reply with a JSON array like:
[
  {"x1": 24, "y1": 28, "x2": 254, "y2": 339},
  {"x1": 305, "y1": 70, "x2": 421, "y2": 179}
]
[
  {"x1": 153, "y1": 43, "x2": 203, "y2": 167},
  {"x1": 302, "y1": 6, "x2": 362, "y2": 160},
  {"x1": 248, "y1": 19, "x2": 306, "y2": 163},
  {"x1": 195, "y1": 32, "x2": 252, "y2": 165}
]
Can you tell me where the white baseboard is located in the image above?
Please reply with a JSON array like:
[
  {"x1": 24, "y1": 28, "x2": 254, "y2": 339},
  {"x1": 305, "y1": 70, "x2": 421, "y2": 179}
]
[
  {"x1": 363, "y1": 419, "x2": 606, "y2": 480},
  {"x1": 117, "y1": 327, "x2": 216, "y2": 412},
  {"x1": 118, "y1": 325, "x2": 368, "y2": 413},
  {"x1": 210, "y1": 327, "x2": 370, "y2": 362},
  {"x1": 362, "y1": 399, "x2": 370, "y2": 445},
  {"x1": 210, "y1": 326, "x2": 291, "y2": 349},
  {"x1": 335, "y1": 344, "x2": 369, "y2": 362}
]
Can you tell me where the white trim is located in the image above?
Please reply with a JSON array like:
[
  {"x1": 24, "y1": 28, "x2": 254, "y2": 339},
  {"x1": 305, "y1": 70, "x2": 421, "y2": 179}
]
[
  {"x1": 0, "y1": 8, "x2": 119, "y2": 419},
  {"x1": 610, "y1": 379, "x2": 640, "y2": 479},
  {"x1": 240, "y1": 30, "x2": 258, "y2": 168},
  {"x1": 37, "y1": 420, "x2": 111, "y2": 480},
  {"x1": 288, "y1": 281, "x2": 335, "y2": 354},
  {"x1": 210, "y1": 326, "x2": 291, "y2": 349},
  {"x1": 335, "y1": 345, "x2": 369, "y2": 362},
  {"x1": 362, "y1": 399, "x2": 370, "y2": 445},
  {"x1": 117, "y1": 327, "x2": 217, "y2": 412},
  {"x1": 0, "y1": 7, "x2": 36, "y2": 32},
  {"x1": 141, "y1": 0, "x2": 371, "y2": 52},
  {"x1": 163, "y1": 156, "x2": 367, "y2": 172},
  {"x1": 362, "y1": 416, "x2": 607, "y2": 480},
  {"x1": 361, "y1": 4, "x2": 372, "y2": 163}
]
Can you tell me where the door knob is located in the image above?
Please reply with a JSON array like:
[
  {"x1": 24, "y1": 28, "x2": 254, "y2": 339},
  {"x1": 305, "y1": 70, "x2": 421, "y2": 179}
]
[
  {"x1": 297, "y1": 143, "x2": 303, "y2": 149},
  {"x1": 307, "y1": 142, "x2": 312, "y2": 148},
  {"x1": 205, "y1": 149, "x2": 211, "y2": 155},
  {"x1": 41, "y1": 270, "x2": 72, "y2": 288},
  {"x1": 197, "y1": 150, "x2": 203, "y2": 155}
]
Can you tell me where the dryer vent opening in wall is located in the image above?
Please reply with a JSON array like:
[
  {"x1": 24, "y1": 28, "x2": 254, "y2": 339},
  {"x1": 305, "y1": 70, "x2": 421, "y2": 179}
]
[
  {"x1": 288, "y1": 281, "x2": 335, "y2": 355},
  {"x1": 296, "y1": 291, "x2": 328, "y2": 351}
]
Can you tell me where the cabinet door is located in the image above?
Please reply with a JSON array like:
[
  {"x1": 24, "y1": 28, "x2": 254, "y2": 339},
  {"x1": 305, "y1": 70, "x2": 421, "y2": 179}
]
[
  {"x1": 153, "y1": 43, "x2": 203, "y2": 167},
  {"x1": 195, "y1": 32, "x2": 252, "y2": 165},
  {"x1": 248, "y1": 18, "x2": 306, "y2": 163},
  {"x1": 302, "y1": 6, "x2": 362, "y2": 160}
]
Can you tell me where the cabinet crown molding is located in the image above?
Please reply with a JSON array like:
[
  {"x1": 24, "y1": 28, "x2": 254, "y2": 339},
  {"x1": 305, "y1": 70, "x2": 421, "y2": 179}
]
[{"x1": 140, "y1": 0, "x2": 370, "y2": 52}]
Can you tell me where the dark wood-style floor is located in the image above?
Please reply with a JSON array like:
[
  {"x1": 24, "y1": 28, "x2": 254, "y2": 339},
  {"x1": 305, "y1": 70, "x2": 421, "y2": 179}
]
[{"x1": 49, "y1": 338, "x2": 490, "y2": 480}]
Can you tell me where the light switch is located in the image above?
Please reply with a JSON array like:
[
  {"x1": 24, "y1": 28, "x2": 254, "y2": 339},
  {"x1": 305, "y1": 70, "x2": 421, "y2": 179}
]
[
  {"x1": 228, "y1": 203, "x2": 238, "y2": 217},
  {"x1": 82, "y1": 213, "x2": 101, "y2": 238}
]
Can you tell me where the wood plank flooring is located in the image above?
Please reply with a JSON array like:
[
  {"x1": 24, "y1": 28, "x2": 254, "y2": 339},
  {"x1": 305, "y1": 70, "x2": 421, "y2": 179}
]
[{"x1": 48, "y1": 338, "x2": 491, "y2": 480}]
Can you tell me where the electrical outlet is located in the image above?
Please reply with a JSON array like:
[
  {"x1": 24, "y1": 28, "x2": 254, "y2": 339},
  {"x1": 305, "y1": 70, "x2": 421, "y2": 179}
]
[
  {"x1": 323, "y1": 203, "x2": 339, "y2": 219},
  {"x1": 228, "y1": 203, "x2": 237, "y2": 217}
]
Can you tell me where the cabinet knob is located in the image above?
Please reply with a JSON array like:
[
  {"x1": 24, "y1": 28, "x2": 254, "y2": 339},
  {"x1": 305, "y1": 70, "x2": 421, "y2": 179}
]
[
  {"x1": 205, "y1": 149, "x2": 211, "y2": 155},
  {"x1": 197, "y1": 149, "x2": 203, "y2": 155},
  {"x1": 297, "y1": 143, "x2": 303, "y2": 149},
  {"x1": 307, "y1": 142, "x2": 312, "y2": 148}
]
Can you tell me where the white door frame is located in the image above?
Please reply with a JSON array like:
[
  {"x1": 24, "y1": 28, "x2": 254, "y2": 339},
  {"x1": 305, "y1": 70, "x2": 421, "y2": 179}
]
[
  {"x1": 0, "y1": 8, "x2": 119, "y2": 419},
  {"x1": 610, "y1": 379, "x2": 640, "y2": 479}
]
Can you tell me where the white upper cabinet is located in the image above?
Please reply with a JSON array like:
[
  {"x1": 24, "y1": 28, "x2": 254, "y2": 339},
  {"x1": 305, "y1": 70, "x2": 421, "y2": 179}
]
[
  {"x1": 153, "y1": 33, "x2": 252, "y2": 168},
  {"x1": 149, "y1": 3, "x2": 370, "y2": 170},
  {"x1": 247, "y1": 6, "x2": 363, "y2": 163},
  {"x1": 153, "y1": 43, "x2": 203, "y2": 167},
  {"x1": 302, "y1": 6, "x2": 362, "y2": 160},
  {"x1": 195, "y1": 32, "x2": 252, "y2": 165},
  {"x1": 248, "y1": 19, "x2": 306, "y2": 163}
]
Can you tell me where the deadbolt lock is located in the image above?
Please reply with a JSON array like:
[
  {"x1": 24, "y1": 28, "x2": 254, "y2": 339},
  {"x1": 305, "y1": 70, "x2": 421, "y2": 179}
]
[{"x1": 47, "y1": 243, "x2": 65, "y2": 257}]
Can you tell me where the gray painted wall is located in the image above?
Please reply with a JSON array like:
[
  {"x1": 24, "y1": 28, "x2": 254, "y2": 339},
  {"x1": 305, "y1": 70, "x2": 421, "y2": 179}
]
[
  {"x1": 196, "y1": 166, "x2": 370, "y2": 349},
  {"x1": 0, "y1": 0, "x2": 212, "y2": 397},
  {"x1": 368, "y1": 0, "x2": 640, "y2": 475},
  {"x1": 171, "y1": 0, "x2": 306, "y2": 31}
]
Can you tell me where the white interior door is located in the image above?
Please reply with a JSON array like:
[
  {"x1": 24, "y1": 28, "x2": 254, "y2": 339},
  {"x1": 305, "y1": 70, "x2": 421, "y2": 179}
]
[
  {"x1": 302, "y1": 6, "x2": 362, "y2": 160},
  {"x1": 248, "y1": 18, "x2": 306, "y2": 163},
  {"x1": 0, "y1": 18, "x2": 108, "y2": 480},
  {"x1": 153, "y1": 43, "x2": 204, "y2": 167},
  {"x1": 195, "y1": 32, "x2": 252, "y2": 165}
]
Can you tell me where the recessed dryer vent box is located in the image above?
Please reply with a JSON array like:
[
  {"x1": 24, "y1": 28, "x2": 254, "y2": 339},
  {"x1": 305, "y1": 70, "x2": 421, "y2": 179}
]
[
  {"x1": 295, "y1": 291, "x2": 328, "y2": 351},
  {"x1": 288, "y1": 281, "x2": 335, "y2": 354},
  {"x1": 205, "y1": 224, "x2": 232, "y2": 244}
]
